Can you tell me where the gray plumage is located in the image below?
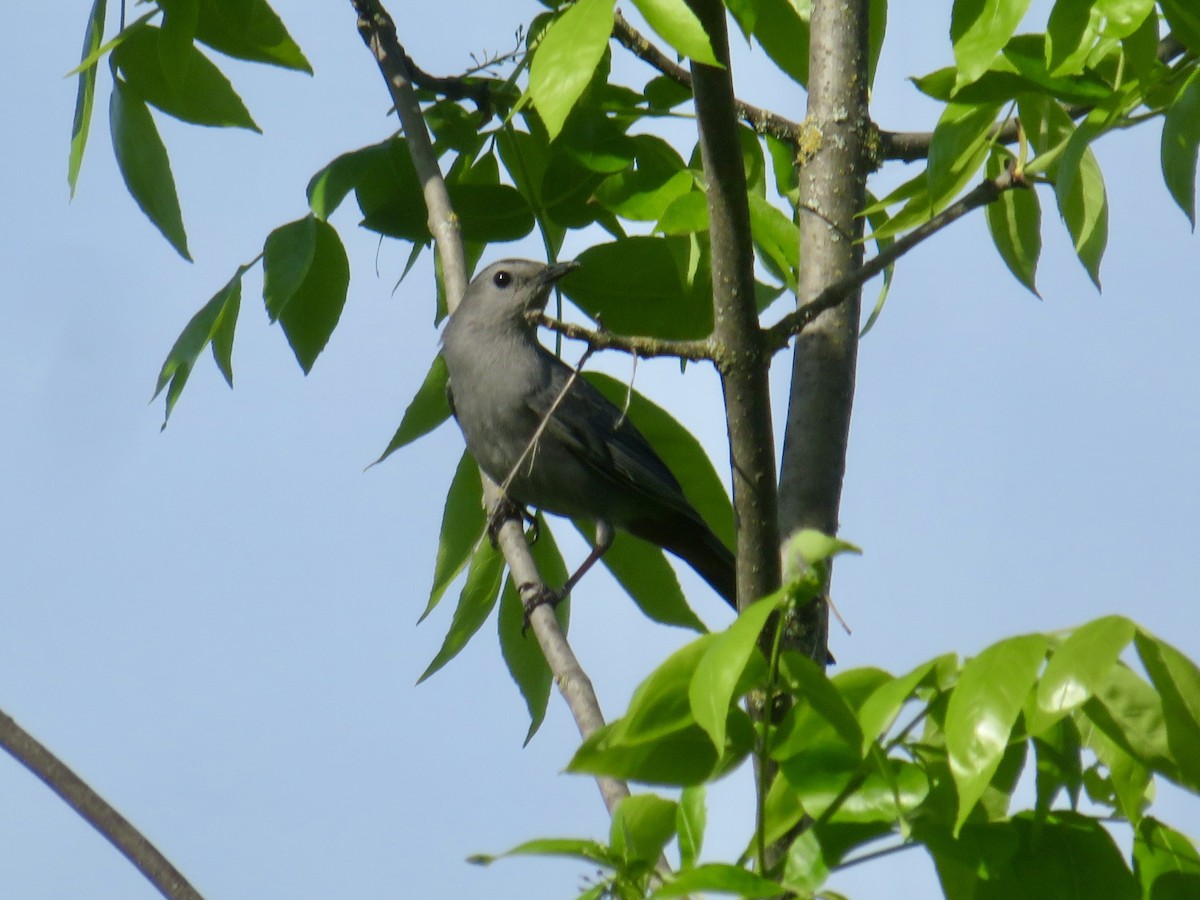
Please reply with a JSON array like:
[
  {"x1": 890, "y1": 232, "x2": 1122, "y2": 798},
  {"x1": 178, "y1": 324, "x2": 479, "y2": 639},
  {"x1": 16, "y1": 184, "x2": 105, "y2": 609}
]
[{"x1": 441, "y1": 258, "x2": 736, "y2": 608}]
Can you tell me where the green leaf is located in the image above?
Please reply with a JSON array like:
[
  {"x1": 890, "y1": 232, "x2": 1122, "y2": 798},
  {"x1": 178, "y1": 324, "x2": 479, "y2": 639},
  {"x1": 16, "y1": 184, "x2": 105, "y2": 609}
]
[
  {"x1": 945, "y1": 633, "x2": 1047, "y2": 833},
  {"x1": 499, "y1": 518, "x2": 569, "y2": 744},
  {"x1": 1080, "y1": 708, "x2": 1153, "y2": 822},
  {"x1": 675, "y1": 786, "x2": 705, "y2": 870},
  {"x1": 653, "y1": 863, "x2": 781, "y2": 898},
  {"x1": 353, "y1": 140, "x2": 429, "y2": 242},
  {"x1": 1046, "y1": 0, "x2": 1101, "y2": 77},
  {"x1": 644, "y1": 74, "x2": 693, "y2": 110},
  {"x1": 1135, "y1": 630, "x2": 1200, "y2": 790},
  {"x1": 629, "y1": 0, "x2": 719, "y2": 65},
  {"x1": 194, "y1": 0, "x2": 311, "y2": 72},
  {"x1": 373, "y1": 355, "x2": 452, "y2": 466},
  {"x1": 771, "y1": 663, "x2": 877, "y2": 769},
  {"x1": 747, "y1": 191, "x2": 798, "y2": 289},
  {"x1": 587, "y1": 373, "x2": 733, "y2": 549},
  {"x1": 308, "y1": 141, "x2": 392, "y2": 221},
  {"x1": 610, "y1": 794, "x2": 677, "y2": 865},
  {"x1": 569, "y1": 636, "x2": 756, "y2": 784},
  {"x1": 470, "y1": 837, "x2": 616, "y2": 868},
  {"x1": 927, "y1": 101, "x2": 1004, "y2": 209},
  {"x1": 153, "y1": 265, "x2": 245, "y2": 425},
  {"x1": 950, "y1": 0, "x2": 1034, "y2": 87},
  {"x1": 567, "y1": 237, "x2": 713, "y2": 339},
  {"x1": 985, "y1": 152, "x2": 1041, "y2": 296},
  {"x1": 753, "y1": 0, "x2": 808, "y2": 86},
  {"x1": 1162, "y1": 68, "x2": 1200, "y2": 227},
  {"x1": 868, "y1": 0, "x2": 888, "y2": 86},
  {"x1": 690, "y1": 594, "x2": 782, "y2": 750},
  {"x1": 725, "y1": 0, "x2": 759, "y2": 38},
  {"x1": 596, "y1": 168, "x2": 694, "y2": 221},
  {"x1": 782, "y1": 756, "x2": 929, "y2": 824},
  {"x1": 557, "y1": 111, "x2": 637, "y2": 174},
  {"x1": 68, "y1": 0, "x2": 107, "y2": 197},
  {"x1": 594, "y1": 529, "x2": 706, "y2": 632},
  {"x1": 857, "y1": 658, "x2": 938, "y2": 751},
  {"x1": 418, "y1": 540, "x2": 505, "y2": 682},
  {"x1": 1160, "y1": 0, "x2": 1200, "y2": 54},
  {"x1": 1022, "y1": 97, "x2": 1109, "y2": 287},
  {"x1": 109, "y1": 79, "x2": 191, "y2": 260},
  {"x1": 1056, "y1": 119, "x2": 1109, "y2": 288},
  {"x1": 1083, "y1": 662, "x2": 1182, "y2": 788},
  {"x1": 1133, "y1": 818, "x2": 1200, "y2": 899},
  {"x1": 527, "y1": 0, "x2": 614, "y2": 140},
  {"x1": 423, "y1": 451, "x2": 486, "y2": 621},
  {"x1": 159, "y1": 0, "x2": 200, "y2": 96},
  {"x1": 112, "y1": 25, "x2": 259, "y2": 130},
  {"x1": 1030, "y1": 615, "x2": 1135, "y2": 735},
  {"x1": 262, "y1": 217, "x2": 349, "y2": 372},
  {"x1": 656, "y1": 191, "x2": 709, "y2": 235},
  {"x1": 450, "y1": 183, "x2": 536, "y2": 243},
  {"x1": 1034, "y1": 716, "x2": 1083, "y2": 816}
]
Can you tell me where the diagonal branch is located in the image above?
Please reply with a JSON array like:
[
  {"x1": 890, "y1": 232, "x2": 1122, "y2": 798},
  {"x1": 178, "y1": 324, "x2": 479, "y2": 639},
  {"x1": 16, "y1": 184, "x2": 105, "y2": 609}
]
[
  {"x1": 350, "y1": 0, "x2": 630, "y2": 817},
  {"x1": 765, "y1": 167, "x2": 1020, "y2": 351},
  {"x1": 0, "y1": 708, "x2": 202, "y2": 900}
]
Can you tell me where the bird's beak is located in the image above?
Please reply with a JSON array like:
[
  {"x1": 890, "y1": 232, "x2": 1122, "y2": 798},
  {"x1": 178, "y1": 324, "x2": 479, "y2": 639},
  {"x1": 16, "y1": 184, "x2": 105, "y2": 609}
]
[
  {"x1": 539, "y1": 260, "x2": 579, "y2": 287},
  {"x1": 530, "y1": 260, "x2": 579, "y2": 311}
]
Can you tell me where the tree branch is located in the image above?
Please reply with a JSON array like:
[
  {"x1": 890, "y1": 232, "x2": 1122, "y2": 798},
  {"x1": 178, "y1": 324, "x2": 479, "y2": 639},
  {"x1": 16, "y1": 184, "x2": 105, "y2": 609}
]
[
  {"x1": 349, "y1": 0, "x2": 630, "y2": 816},
  {"x1": 765, "y1": 168, "x2": 1019, "y2": 351},
  {"x1": 683, "y1": 0, "x2": 782, "y2": 613},
  {"x1": 528, "y1": 313, "x2": 714, "y2": 361},
  {"x1": 0, "y1": 708, "x2": 202, "y2": 900}
]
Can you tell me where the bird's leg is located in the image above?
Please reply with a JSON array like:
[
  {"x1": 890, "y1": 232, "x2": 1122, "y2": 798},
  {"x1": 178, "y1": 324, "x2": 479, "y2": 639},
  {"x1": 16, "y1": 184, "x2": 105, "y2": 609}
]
[
  {"x1": 520, "y1": 520, "x2": 614, "y2": 633},
  {"x1": 485, "y1": 496, "x2": 533, "y2": 548}
]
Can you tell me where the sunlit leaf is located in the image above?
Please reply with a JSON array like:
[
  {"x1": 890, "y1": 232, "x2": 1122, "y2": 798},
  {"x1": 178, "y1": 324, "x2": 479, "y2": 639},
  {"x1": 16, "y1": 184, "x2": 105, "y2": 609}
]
[
  {"x1": 528, "y1": 0, "x2": 614, "y2": 139},
  {"x1": 950, "y1": 0, "x2": 1034, "y2": 87},
  {"x1": 629, "y1": 0, "x2": 719, "y2": 65},
  {"x1": 945, "y1": 633, "x2": 1047, "y2": 833}
]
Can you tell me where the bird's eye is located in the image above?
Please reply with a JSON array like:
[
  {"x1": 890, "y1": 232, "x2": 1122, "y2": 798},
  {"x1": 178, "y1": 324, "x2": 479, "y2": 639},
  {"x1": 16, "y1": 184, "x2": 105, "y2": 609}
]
[{"x1": 493, "y1": 270, "x2": 513, "y2": 289}]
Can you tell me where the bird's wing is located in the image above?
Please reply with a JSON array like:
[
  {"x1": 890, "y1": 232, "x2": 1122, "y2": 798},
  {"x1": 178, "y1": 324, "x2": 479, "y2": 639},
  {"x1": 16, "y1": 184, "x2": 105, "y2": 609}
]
[{"x1": 528, "y1": 358, "x2": 696, "y2": 518}]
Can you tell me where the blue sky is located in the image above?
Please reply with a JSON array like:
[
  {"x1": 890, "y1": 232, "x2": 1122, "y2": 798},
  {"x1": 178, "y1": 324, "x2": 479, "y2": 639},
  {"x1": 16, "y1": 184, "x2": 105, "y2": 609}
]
[{"x1": 2, "y1": 2, "x2": 1197, "y2": 898}]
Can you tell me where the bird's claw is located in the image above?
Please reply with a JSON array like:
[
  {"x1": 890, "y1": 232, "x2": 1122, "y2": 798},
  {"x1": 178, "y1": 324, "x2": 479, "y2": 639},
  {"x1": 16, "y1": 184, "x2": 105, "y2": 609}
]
[
  {"x1": 519, "y1": 583, "x2": 564, "y2": 635},
  {"x1": 486, "y1": 497, "x2": 531, "y2": 548}
]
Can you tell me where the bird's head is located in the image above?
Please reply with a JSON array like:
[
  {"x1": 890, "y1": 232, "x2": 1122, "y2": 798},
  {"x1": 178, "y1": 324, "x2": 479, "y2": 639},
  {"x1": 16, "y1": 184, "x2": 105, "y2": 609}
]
[{"x1": 458, "y1": 259, "x2": 579, "y2": 327}]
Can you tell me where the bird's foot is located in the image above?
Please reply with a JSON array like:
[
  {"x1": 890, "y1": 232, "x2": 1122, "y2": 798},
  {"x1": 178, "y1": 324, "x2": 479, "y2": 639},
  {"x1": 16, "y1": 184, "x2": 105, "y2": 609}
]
[
  {"x1": 519, "y1": 583, "x2": 565, "y2": 635},
  {"x1": 486, "y1": 498, "x2": 535, "y2": 547}
]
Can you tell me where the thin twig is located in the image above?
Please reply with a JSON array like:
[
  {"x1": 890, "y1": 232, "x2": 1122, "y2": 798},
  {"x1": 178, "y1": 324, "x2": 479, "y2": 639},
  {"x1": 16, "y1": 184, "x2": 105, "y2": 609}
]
[
  {"x1": 499, "y1": 347, "x2": 597, "y2": 498},
  {"x1": 764, "y1": 167, "x2": 1020, "y2": 351},
  {"x1": 0, "y1": 708, "x2": 202, "y2": 900},
  {"x1": 349, "y1": 0, "x2": 631, "y2": 818},
  {"x1": 612, "y1": 10, "x2": 803, "y2": 143},
  {"x1": 529, "y1": 312, "x2": 714, "y2": 361}
]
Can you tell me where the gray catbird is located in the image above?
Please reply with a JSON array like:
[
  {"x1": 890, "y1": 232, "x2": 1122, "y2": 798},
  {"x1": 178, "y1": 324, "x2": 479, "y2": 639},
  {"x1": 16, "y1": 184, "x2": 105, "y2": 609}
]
[{"x1": 441, "y1": 258, "x2": 737, "y2": 610}]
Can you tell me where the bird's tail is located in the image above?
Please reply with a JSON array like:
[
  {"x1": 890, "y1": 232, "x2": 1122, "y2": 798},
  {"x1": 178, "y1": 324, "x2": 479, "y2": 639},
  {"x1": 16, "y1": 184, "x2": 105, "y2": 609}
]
[{"x1": 627, "y1": 513, "x2": 737, "y2": 609}]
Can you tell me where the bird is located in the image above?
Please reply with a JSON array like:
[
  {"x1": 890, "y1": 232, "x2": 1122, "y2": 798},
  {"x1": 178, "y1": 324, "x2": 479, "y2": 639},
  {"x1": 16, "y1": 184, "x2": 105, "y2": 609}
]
[{"x1": 440, "y1": 258, "x2": 737, "y2": 612}]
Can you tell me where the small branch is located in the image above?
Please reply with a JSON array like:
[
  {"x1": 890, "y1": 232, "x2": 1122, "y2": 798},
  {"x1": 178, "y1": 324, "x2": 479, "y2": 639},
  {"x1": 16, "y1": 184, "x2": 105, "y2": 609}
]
[
  {"x1": 764, "y1": 168, "x2": 1019, "y2": 352},
  {"x1": 611, "y1": 11, "x2": 803, "y2": 143},
  {"x1": 350, "y1": 0, "x2": 630, "y2": 818},
  {"x1": 529, "y1": 312, "x2": 714, "y2": 361},
  {"x1": 0, "y1": 708, "x2": 201, "y2": 900}
]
